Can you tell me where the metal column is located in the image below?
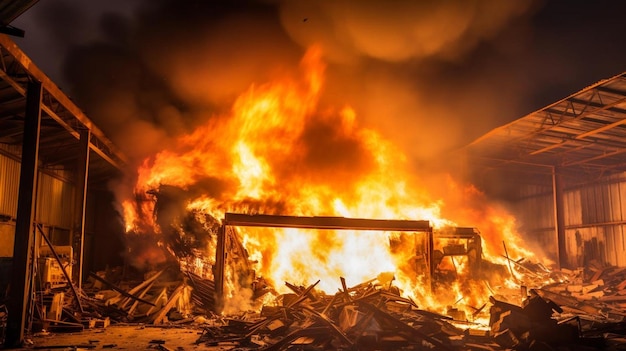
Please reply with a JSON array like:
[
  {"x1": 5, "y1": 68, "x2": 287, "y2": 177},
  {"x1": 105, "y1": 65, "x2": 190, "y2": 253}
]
[
  {"x1": 6, "y1": 81, "x2": 42, "y2": 347},
  {"x1": 552, "y1": 166, "x2": 568, "y2": 269},
  {"x1": 214, "y1": 225, "x2": 226, "y2": 313},
  {"x1": 73, "y1": 129, "x2": 90, "y2": 288}
]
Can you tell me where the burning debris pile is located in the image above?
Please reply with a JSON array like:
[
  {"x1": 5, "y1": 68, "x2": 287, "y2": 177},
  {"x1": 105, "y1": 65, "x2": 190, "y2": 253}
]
[{"x1": 22, "y1": 240, "x2": 626, "y2": 351}]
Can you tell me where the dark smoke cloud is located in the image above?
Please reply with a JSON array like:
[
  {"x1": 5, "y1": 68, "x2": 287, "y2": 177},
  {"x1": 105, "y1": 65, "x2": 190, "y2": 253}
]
[{"x1": 13, "y1": 0, "x2": 626, "y2": 169}]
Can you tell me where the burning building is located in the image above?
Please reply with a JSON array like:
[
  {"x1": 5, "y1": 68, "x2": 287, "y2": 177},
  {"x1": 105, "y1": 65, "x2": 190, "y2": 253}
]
[{"x1": 1, "y1": 1, "x2": 626, "y2": 349}]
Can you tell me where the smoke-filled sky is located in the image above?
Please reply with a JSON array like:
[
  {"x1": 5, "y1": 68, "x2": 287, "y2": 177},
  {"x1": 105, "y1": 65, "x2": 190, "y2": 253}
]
[{"x1": 11, "y1": 0, "x2": 626, "y2": 167}]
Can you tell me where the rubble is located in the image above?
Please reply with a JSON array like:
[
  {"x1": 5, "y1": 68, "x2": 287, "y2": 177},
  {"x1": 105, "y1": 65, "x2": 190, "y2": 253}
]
[
  {"x1": 13, "y1": 260, "x2": 626, "y2": 350},
  {"x1": 15, "y1": 249, "x2": 626, "y2": 350}
]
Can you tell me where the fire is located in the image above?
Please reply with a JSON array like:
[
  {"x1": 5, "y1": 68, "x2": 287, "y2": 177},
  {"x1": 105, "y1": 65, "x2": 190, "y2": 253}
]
[{"x1": 122, "y1": 47, "x2": 542, "y2": 317}]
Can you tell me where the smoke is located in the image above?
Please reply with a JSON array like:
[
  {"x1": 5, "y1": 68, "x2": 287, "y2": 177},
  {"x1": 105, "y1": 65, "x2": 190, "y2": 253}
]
[
  {"x1": 278, "y1": 0, "x2": 531, "y2": 63},
  {"x1": 52, "y1": 0, "x2": 541, "y2": 171},
  {"x1": 52, "y1": 1, "x2": 538, "y2": 267}
]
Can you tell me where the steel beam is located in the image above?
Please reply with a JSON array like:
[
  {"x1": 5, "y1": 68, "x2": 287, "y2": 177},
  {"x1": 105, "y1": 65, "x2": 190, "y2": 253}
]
[
  {"x1": 73, "y1": 129, "x2": 90, "y2": 288},
  {"x1": 552, "y1": 166, "x2": 568, "y2": 269},
  {"x1": 0, "y1": 35, "x2": 127, "y2": 171},
  {"x1": 223, "y1": 213, "x2": 432, "y2": 232},
  {"x1": 6, "y1": 80, "x2": 42, "y2": 347},
  {"x1": 213, "y1": 225, "x2": 226, "y2": 312}
]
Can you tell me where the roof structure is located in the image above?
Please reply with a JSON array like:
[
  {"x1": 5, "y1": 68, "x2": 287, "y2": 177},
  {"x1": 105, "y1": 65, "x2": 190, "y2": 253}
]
[
  {"x1": 464, "y1": 72, "x2": 626, "y2": 186},
  {"x1": 0, "y1": 0, "x2": 39, "y2": 36},
  {"x1": 0, "y1": 34, "x2": 127, "y2": 185}
]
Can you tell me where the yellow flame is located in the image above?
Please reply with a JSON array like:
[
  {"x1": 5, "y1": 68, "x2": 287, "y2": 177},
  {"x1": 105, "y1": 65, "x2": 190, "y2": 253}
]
[{"x1": 123, "y1": 47, "x2": 547, "y2": 315}]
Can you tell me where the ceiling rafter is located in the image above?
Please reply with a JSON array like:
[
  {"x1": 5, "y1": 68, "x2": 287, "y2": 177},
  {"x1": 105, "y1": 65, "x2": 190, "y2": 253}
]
[{"x1": 464, "y1": 72, "x2": 626, "y2": 184}]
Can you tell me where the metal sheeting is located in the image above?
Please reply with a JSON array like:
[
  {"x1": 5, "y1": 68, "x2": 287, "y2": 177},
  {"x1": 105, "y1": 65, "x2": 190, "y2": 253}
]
[
  {"x1": 517, "y1": 172, "x2": 626, "y2": 267},
  {"x1": 36, "y1": 170, "x2": 73, "y2": 228},
  {"x1": 0, "y1": 152, "x2": 20, "y2": 217},
  {"x1": 0, "y1": 148, "x2": 75, "y2": 228}
]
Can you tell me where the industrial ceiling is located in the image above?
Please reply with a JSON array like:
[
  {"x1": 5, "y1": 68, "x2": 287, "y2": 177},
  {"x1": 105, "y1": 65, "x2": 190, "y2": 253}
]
[
  {"x1": 464, "y1": 72, "x2": 626, "y2": 187},
  {"x1": 0, "y1": 34, "x2": 127, "y2": 185}
]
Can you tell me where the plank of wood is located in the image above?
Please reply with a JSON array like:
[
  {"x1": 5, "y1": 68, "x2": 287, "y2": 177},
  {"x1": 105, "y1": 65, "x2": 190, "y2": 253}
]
[
  {"x1": 120, "y1": 268, "x2": 167, "y2": 309},
  {"x1": 589, "y1": 267, "x2": 605, "y2": 283},
  {"x1": 126, "y1": 280, "x2": 157, "y2": 317},
  {"x1": 153, "y1": 285, "x2": 185, "y2": 325},
  {"x1": 88, "y1": 272, "x2": 156, "y2": 306},
  {"x1": 599, "y1": 295, "x2": 626, "y2": 302},
  {"x1": 143, "y1": 287, "x2": 168, "y2": 317}
]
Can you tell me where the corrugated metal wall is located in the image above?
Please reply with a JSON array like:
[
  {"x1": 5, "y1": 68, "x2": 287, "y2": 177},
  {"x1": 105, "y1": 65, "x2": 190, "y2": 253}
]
[
  {"x1": 0, "y1": 151, "x2": 20, "y2": 217},
  {"x1": 516, "y1": 172, "x2": 626, "y2": 268},
  {"x1": 0, "y1": 149, "x2": 74, "y2": 229},
  {"x1": 36, "y1": 170, "x2": 74, "y2": 228}
]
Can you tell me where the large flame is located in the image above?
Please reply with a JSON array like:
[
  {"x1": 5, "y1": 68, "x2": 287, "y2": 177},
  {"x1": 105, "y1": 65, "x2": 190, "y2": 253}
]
[{"x1": 122, "y1": 47, "x2": 540, "y2": 317}]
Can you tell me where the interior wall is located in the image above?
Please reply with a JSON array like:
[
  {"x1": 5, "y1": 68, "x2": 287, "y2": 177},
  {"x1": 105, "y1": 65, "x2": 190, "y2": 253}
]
[
  {"x1": 513, "y1": 172, "x2": 626, "y2": 268},
  {"x1": 0, "y1": 146, "x2": 125, "y2": 284}
]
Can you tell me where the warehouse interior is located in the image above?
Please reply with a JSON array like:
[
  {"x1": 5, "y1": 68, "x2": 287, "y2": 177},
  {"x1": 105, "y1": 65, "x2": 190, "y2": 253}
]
[
  {"x1": 1, "y1": 2, "x2": 626, "y2": 350},
  {"x1": 463, "y1": 72, "x2": 626, "y2": 270}
]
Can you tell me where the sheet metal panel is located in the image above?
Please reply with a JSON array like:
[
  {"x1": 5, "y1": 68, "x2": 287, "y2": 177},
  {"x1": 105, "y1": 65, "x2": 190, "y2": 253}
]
[
  {"x1": 607, "y1": 183, "x2": 620, "y2": 222},
  {"x1": 0, "y1": 153, "x2": 20, "y2": 217},
  {"x1": 36, "y1": 171, "x2": 73, "y2": 228},
  {"x1": 564, "y1": 190, "x2": 582, "y2": 226},
  {"x1": 520, "y1": 175, "x2": 626, "y2": 267}
]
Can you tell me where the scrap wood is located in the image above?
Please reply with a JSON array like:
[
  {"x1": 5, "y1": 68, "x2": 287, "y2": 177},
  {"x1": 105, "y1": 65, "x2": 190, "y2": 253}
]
[
  {"x1": 153, "y1": 284, "x2": 186, "y2": 324},
  {"x1": 285, "y1": 280, "x2": 320, "y2": 308},
  {"x1": 261, "y1": 321, "x2": 323, "y2": 351},
  {"x1": 502, "y1": 241, "x2": 518, "y2": 284},
  {"x1": 300, "y1": 305, "x2": 353, "y2": 347},
  {"x1": 89, "y1": 271, "x2": 156, "y2": 307},
  {"x1": 127, "y1": 281, "x2": 158, "y2": 317},
  {"x1": 599, "y1": 295, "x2": 626, "y2": 302},
  {"x1": 590, "y1": 267, "x2": 607, "y2": 283},
  {"x1": 499, "y1": 255, "x2": 541, "y2": 278},
  {"x1": 533, "y1": 288, "x2": 581, "y2": 308},
  {"x1": 285, "y1": 280, "x2": 319, "y2": 303},
  {"x1": 119, "y1": 268, "x2": 167, "y2": 309},
  {"x1": 340, "y1": 277, "x2": 352, "y2": 303},
  {"x1": 43, "y1": 319, "x2": 85, "y2": 333},
  {"x1": 36, "y1": 223, "x2": 83, "y2": 313},
  {"x1": 357, "y1": 301, "x2": 454, "y2": 351},
  {"x1": 616, "y1": 279, "x2": 626, "y2": 291}
]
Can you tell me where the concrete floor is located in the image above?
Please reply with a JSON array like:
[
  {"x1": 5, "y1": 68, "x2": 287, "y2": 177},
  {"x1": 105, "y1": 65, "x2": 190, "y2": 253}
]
[{"x1": 16, "y1": 324, "x2": 212, "y2": 350}]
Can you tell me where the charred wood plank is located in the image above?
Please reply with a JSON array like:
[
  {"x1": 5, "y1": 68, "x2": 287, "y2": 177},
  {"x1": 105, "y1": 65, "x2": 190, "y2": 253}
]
[
  {"x1": 88, "y1": 272, "x2": 156, "y2": 306},
  {"x1": 357, "y1": 301, "x2": 454, "y2": 351},
  {"x1": 153, "y1": 284, "x2": 185, "y2": 324},
  {"x1": 119, "y1": 268, "x2": 167, "y2": 309}
]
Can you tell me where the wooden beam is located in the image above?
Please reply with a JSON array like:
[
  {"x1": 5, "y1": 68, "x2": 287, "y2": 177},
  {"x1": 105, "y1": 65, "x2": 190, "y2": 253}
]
[{"x1": 223, "y1": 213, "x2": 431, "y2": 232}]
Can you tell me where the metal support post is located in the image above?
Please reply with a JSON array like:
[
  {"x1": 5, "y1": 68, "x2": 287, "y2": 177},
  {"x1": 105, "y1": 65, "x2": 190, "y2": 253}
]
[
  {"x1": 552, "y1": 166, "x2": 568, "y2": 269},
  {"x1": 214, "y1": 225, "x2": 226, "y2": 313},
  {"x1": 6, "y1": 80, "x2": 42, "y2": 347},
  {"x1": 73, "y1": 129, "x2": 90, "y2": 288}
]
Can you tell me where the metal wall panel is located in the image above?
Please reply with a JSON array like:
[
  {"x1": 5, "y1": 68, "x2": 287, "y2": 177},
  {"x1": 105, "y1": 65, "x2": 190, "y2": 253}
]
[
  {"x1": 518, "y1": 171, "x2": 626, "y2": 267},
  {"x1": 564, "y1": 190, "x2": 582, "y2": 226},
  {"x1": 0, "y1": 153, "x2": 21, "y2": 217},
  {"x1": 1, "y1": 143, "x2": 76, "y2": 229},
  {"x1": 36, "y1": 171, "x2": 73, "y2": 228}
]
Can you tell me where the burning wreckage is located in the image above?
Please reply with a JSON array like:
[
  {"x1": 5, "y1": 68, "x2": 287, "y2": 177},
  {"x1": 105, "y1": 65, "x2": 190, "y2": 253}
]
[{"x1": 20, "y1": 185, "x2": 626, "y2": 351}]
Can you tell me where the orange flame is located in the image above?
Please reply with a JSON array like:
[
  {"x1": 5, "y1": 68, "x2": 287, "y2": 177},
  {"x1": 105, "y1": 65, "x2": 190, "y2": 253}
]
[{"x1": 122, "y1": 47, "x2": 543, "y2": 316}]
